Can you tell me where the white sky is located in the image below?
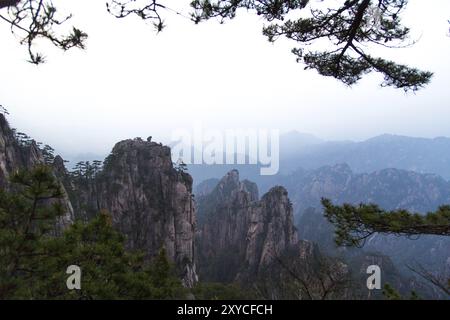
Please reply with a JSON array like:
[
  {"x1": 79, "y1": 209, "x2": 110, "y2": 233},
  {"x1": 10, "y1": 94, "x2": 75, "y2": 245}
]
[{"x1": 1, "y1": 0, "x2": 450, "y2": 157}]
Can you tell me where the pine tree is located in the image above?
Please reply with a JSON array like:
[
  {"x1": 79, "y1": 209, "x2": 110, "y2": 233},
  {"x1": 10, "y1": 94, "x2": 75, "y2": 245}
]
[
  {"x1": 92, "y1": 160, "x2": 103, "y2": 176},
  {"x1": 42, "y1": 145, "x2": 55, "y2": 164},
  {"x1": 0, "y1": 166, "x2": 186, "y2": 299},
  {"x1": 148, "y1": 247, "x2": 187, "y2": 299},
  {"x1": 321, "y1": 198, "x2": 450, "y2": 247},
  {"x1": 191, "y1": 0, "x2": 433, "y2": 91},
  {"x1": 0, "y1": 165, "x2": 65, "y2": 298},
  {"x1": 0, "y1": 1, "x2": 436, "y2": 91}
]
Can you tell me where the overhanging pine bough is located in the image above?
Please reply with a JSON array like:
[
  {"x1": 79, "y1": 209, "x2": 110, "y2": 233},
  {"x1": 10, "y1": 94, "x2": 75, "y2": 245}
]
[
  {"x1": 191, "y1": 0, "x2": 433, "y2": 91},
  {"x1": 321, "y1": 198, "x2": 450, "y2": 248},
  {"x1": 0, "y1": 0, "x2": 87, "y2": 64},
  {"x1": 0, "y1": 1, "x2": 434, "y2": 91}
]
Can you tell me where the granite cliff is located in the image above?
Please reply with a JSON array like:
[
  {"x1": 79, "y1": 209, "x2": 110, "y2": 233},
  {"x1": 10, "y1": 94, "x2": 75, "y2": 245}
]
[
  {"x1": 61, "y1": 138, "x2": 199, "y2": 287},
  {"x1": 196, "y1": 170, "x2": 300, "y2": 282},
  {"x1": 1, "y1": 115, "x2": 198, "y2": 287},
  {"x1": 0, "y1": 114, "x2": 74, "y2": 231}
]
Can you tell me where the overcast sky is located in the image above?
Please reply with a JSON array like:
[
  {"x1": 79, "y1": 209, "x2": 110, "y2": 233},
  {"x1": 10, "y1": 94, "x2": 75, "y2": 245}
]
[{"x1": 1, "y1": 0, "x2": 450, "y2": 158}]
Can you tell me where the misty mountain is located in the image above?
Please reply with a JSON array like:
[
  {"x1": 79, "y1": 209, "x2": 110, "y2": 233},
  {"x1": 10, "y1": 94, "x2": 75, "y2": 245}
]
[
  {"x1": 274, "y1": 163, "x2": 450, "y2": 219},
  {"x1": 275, "y1": 164, "x2": 450, "y2": 278},
  {"x1": 280, "y1": 134, "x2": 450, "y2": 179},
  {"x1": 207, "y1": 164, "x2": 450, "y2": 276},
  {"x1": 195, "y1": 170, "x2": 298, "y2": 283},
  {"x1": 195, "y1": 170, "x2": 426, "y2": 298},
  {"x1": 2, "y1": 111, "x2": 446, "y2": 298},
  {"x1": 188, "y1": 132, "x2": 450, "y2": 187},
  {"x1": 279, "y1": 131, "x2": 325, "y2": 158}
]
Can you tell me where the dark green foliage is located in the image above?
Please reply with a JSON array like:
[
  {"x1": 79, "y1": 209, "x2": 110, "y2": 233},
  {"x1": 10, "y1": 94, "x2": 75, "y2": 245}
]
[
  {"x1": 382, "y1": 283, "x2": 402, "y2": 300},
  {"x1": 191, "y1": 0, "x2": 309, "y2": 22},
  {"x1": 262, "y1": 249, "x2": 353, "y2": 300},
  {"x1": 70, "y1": 160, "x2": 103, "y2": 182},
  {"x1": 38, "y1": 214, "x2": 186, "y2": 299},
  {"x1": 0, "y1": 165, "x2": 65, "y2": 298},
  {"x1": 0, "y1": 166, "x2": 186, "y2": 299},
  {"x1": 92, "y1": 160, "x2": 103, "y2": 174},
  {"x1": 382, "y1": 284, "x2": 421, "y2": 300},
  {"x1": 174, "y1": 160, "x2": 188, "y2": 173},
  {"x1": 197, "y1": 244, "x2": 245, "y2": 283},
  {"x1": 322, "y1": 198, "x2": 450, "y2": 247},
  {"x1": 14, "y1": 132, "x2": 33, "y2": 147},
  {"x1": 147, "y1": 247, "x2": 188, "y2": 299},
  {"x1": 102, "y1": 149, "x2": 123, "y2": 175},
  {"x1": 42, "y1": 145, "x2": 55, "y2": 165}
]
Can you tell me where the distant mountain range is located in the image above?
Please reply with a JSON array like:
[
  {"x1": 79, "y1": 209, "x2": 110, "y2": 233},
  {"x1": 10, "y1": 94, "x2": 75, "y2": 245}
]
[
  {"x1": 271, "y1": 163, "x2": 450, "y2": 218},
  {"x1": 61, "y1": 131, "x2": 450, "y2": 183},
  {"x1": 277, "y1": 164, "x2": 450, "y2": 280},
  {"x1": 280, "y1": 133, "x2": 450, "y2": 179},
  {"x1": 186, "y1": 131, "x2": 450, "y2": 186},
  {"x1": 195, "y1": 169, "x2": 437, "y2": 298},
  {"x1": 196, "y1": 163, "x2": 450, "y2": 287},
  {"x1": 59, "y1": 130, "x2": 450, "y2": 282}
]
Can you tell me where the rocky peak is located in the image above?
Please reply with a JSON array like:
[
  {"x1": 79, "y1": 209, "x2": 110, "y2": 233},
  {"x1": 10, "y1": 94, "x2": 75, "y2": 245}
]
[
  {"x1": 0, "y1": 114, "x2": 19, "y2": 186},
  {"x1": 0, "y1": 114, "x2": 37, "y2": 186},
  {"x1": 96, "y1": 138, "x2": 198, "y2": 287},
  {"x1": 194, "y1": 178, "x2": 220, "y2": 197},
  {"x1": 260, "y1": 186, "x2": 289, "y2": 206},
  {"x1": 1, "y1": 119, "x2": 199, "y2": 287},
  {"x1": 196, "y1": 170, "x2": 298, "y2": 282},
  {"x1": 242, "y1": 179, "x2": 259, "y2": 201},
  {"x1": 52, "y1": 155, "x2": 68, "y2": 176},
  {"x1": 243, "y1": 185, "x2": 298, "y2": 275},
  {"x1": 212, "y1": 169, "x2": 243, "y2": 200},
  {"x1": 0, "y1": 114, "x2": 73, "y2": 230}
]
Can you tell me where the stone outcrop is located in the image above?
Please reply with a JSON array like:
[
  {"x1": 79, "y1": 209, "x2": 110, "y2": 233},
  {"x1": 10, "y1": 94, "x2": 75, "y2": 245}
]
[
  {"x1": 92, "y1": 138, "x2": 197, "y2": 287},
  {"x1": 194, "y1": 178, "x2": 220, "y2": 197},
  {"x1": 196, "y1": 170, "x2": 298, "y2": 282},
  {"x1": 283, "y1": 163, "x2": 450, "y2": 273},
  {"x1": 0, "y1": 114, "x2": 39, "y2": 187},
  {"x1": 0, "y1": 114, "x2": 74, "y2": 230},
  {"x1": 1, "y1": 114, "x2": 198, "y2": 286}
]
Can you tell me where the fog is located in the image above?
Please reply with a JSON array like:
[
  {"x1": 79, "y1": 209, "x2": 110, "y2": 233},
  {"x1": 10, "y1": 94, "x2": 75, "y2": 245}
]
[{"x1": 1, "y1": 0, "x2": 450, "y2": 159}]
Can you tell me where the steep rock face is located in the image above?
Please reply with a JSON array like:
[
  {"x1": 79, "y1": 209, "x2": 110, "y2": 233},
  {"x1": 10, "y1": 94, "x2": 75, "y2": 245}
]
[
  {"x1": 245, "y1": 186, "x2": 298, "y2": 271},
  {"x1": 196, "y1": 170, "x2": 297, "y2": 282},
  {"x1": 63, "y1": 162, "x2": 102, "y2": 223},
  {"x1": 50, "y1": 156, "x2": 75, "y2": 231},
  {"x1": 0, "y1": 114, "x2": 74, "y2": 230},
  {"x1": 194, "y1": 178, "x2": 220, "y2": 197},
  {"x1": 0, "y1": 114, "x2": 39, "y2": 187},
  {"x1": 1, "y1": 115, "x2": 198, "y2": 286},
  {"x1": 95, "y1": 138, "x2": 197, "y2": 287}
]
